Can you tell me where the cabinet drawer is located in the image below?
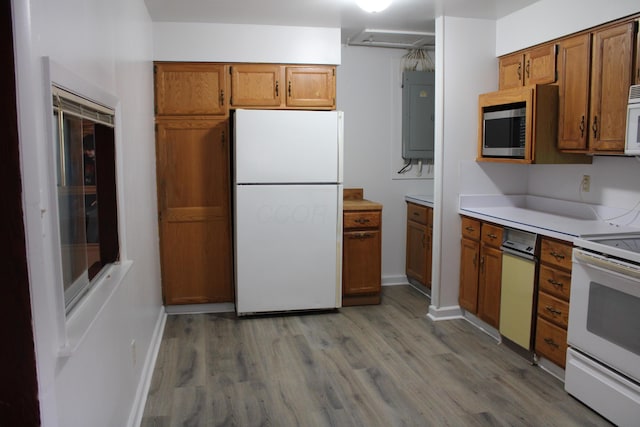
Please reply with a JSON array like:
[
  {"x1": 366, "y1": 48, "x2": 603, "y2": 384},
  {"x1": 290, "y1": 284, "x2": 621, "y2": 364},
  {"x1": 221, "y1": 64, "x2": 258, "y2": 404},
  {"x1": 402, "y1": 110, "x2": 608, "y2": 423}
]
[
  {"x1": 407, "y1": 203, "x2": 431, "y2": 225},
  {"x1": 481, "y1": 223, "x2": 503, "y2": 248},
  {"x1": 535, "y1": 316, "x2": 568, "y2": 368},
  {"x1": 461, "y1": 217, "x2": 481, "y2": 240},
  {"x1": 344, "y1": 211, "x2": 380, "y2": 229},
  {"x1": 540, "y1": 238, "x2": 573, "y2": 271},
  {"x1": 538, "y1": 264, "x2": 572, "y2": 301},
  {"x1": 537, "y1": 292, "x2": 570, "y2": 328}
]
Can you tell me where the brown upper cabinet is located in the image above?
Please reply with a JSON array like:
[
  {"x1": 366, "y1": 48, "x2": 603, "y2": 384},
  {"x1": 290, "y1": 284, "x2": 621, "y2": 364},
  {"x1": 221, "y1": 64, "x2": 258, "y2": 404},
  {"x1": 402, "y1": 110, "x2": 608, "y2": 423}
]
[
  {"x1": 154, "y1": 62, "x2": 228, "y2": 117},
  {"x1": 230, "y1": 64, "x2": 336, "y2": 110},
  {"x1": 499, "y1": 44, "x2": 557, "y2": 90},
  {"x1": 556, "y1": 21, "x2": 637, "y2": 154},
  {"x1": 285, "y1": 66, "x2": 336, "y2": 109},
  {"x1": 230, "y1": 64, "x2": 283, "y2": 108}
]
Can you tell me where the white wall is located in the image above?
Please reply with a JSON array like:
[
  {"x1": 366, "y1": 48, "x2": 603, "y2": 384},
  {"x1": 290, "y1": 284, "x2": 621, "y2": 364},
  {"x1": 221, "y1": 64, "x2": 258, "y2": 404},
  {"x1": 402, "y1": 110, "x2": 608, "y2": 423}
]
[
  {"x1": 337, "y1": 45, "x2": 433, "y2": 284},
  {"x1": 153, "y1": 22, "x2": 341, "y2": 64},
  {"x1": 496, "y1": 0, "x2": 639, "y2": 55},
  {"x1": 12, "y1": 0, "x2": 163, "y2": 426},
  {"x1": 431, "y1": 16, "x2": 523, "y2": 316}
]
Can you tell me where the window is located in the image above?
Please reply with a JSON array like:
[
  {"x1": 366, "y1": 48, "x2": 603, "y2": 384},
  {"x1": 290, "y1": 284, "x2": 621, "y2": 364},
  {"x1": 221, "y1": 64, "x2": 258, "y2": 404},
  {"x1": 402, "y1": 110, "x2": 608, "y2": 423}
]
[{"x1": 53, "y1": 86, "x2": 119, "y2": 313}]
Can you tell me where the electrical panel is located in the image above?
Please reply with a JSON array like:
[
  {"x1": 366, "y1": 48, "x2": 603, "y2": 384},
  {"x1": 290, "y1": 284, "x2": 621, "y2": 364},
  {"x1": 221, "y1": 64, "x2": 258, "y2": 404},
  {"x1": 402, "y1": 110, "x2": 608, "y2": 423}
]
[{"x1": 402, "y1": 71, "x2": 435, "y2": 160}]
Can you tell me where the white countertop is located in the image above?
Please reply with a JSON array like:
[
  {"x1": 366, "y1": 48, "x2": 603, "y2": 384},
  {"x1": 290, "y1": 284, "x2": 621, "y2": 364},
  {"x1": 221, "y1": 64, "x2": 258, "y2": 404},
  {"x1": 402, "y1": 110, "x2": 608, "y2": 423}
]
[
  {"x1": 405, "y1": 194, "x2": 434, "y2": 207},
  {"x1": 459, "y1": 194, "x2": 640, "y2": 242}
]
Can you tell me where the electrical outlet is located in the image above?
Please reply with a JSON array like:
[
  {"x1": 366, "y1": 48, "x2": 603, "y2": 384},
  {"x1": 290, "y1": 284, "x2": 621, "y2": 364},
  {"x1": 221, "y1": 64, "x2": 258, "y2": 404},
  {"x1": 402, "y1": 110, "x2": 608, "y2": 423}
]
[
  {"x1": 131, "y1": 339, "x2": 137, "y2": 366},
  {"x1": 581, "y1": 175, "x2": 591, "y2": 192}
]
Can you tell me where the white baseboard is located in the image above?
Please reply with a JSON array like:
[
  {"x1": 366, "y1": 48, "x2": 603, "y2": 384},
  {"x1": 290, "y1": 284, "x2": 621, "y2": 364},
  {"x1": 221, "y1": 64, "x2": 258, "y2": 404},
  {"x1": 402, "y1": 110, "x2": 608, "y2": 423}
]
[
  {"x1": 427, "y1": 304, "x2": 463, "y2": 321},
  {"x1": 382, "y1": 275, "x2": 409, "y2": 286},
  {"x1": 127, "y1": 306, "x2": 167, "y2": 427}
]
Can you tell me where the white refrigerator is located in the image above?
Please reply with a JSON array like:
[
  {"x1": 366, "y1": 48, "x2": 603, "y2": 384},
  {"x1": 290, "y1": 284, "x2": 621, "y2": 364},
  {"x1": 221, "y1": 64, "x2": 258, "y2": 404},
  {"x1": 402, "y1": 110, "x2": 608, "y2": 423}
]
[{"x1": 234, "y1": 109, "x2": 344, "y2": 315}]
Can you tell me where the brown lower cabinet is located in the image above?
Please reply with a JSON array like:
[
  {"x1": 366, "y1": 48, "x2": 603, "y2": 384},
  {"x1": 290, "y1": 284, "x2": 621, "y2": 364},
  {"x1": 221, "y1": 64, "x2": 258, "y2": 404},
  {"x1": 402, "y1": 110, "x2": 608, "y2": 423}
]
[
  {"x1": 342, "y1": 190, "x2": 383, "y2": 306},
  {"x1": 459, "y1": 216, "x2": 503, "y2": 328},
  {"x1": 534, "y1": 237, "x2": 573, "y2": 368}
]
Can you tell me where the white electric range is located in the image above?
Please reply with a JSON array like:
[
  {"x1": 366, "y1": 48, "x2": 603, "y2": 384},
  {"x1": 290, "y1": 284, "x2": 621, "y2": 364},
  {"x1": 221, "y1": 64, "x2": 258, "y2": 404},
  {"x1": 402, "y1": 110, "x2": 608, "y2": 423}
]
[{"x1": 566, "y1": 233, "x2": 640, "y2": 427}]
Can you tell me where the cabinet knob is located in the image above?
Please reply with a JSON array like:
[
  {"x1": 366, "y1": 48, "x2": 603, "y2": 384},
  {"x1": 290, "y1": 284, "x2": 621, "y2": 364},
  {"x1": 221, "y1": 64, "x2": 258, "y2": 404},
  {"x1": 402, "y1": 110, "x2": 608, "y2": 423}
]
[{"x1": 355, "y1": 218, "x2": 370, "y2": 224}]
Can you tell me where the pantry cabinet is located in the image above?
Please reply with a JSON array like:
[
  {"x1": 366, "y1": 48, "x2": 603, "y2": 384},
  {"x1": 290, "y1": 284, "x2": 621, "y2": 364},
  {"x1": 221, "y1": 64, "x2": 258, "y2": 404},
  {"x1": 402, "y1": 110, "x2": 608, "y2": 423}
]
[
  {"x1": 155, "y1": 118, "x2": 234, "y2": 304},
  {"x1": 343, "y1": 189, "x2": 383, "y2": 306},
  {"x1": 229, "y1": 64, "x2": 336, "y2": 110},
  {"x1": 405, "y1": 202, "x2": 433, "y2": 290},
  {"x1": 535, "y1": 237, "x2": 573, "y2": 368},
  {"x1": 499, "y1": 44, "x2": 557, "y2": 90},
  {"x1": 556, "y1": 21, "x2": 637, "y2": 154},
  {"x1": 459, "y1": 216, "x2": 503, "y2": 328}
]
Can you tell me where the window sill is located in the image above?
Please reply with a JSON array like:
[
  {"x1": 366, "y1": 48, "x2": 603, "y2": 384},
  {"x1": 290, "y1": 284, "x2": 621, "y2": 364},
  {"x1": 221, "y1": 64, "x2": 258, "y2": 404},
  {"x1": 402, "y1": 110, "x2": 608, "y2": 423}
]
[{"x1": 57, "y1": 260, "x2": 133, "y2": 358}]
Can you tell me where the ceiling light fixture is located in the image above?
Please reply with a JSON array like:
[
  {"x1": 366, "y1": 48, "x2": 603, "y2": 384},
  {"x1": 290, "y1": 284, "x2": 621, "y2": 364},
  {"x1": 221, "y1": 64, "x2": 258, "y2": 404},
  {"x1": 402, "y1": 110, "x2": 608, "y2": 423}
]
[{"x1": 356, "y1": 0, "x2": 392, "y2": 13}]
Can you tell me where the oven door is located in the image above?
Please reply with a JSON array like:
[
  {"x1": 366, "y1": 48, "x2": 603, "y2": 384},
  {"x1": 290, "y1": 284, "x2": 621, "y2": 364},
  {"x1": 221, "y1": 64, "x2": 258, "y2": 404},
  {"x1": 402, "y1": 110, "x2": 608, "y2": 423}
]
[{"x1": 568, "y1": 248, "x2": 640, "y2": 382}]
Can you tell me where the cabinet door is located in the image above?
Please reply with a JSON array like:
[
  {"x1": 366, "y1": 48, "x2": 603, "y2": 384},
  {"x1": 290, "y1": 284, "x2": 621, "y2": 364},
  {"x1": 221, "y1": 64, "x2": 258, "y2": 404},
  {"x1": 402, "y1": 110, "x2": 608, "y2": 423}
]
[
  {"x1": 636, "y1": 22, "x2": 640, "y2": 84},
  {"x1": 524, "y1": 44, "x2": 557, "y2": 86},
  {"x1": 589, "y1": 22, "x2": 636, "y2": 153},
  {"x1": 285, "y1": 66, "x2": 336, "y2": 109},
  {"x1": 477, "y1": 244, "x2": 502, "y2": 328},
  {"x1": 154, "y1": 63, "x2": 227, "y2": 116},
  {"x1": 230, "y1": 64, "x2": 283, "y2": 108},
  {"x1": 499, "y1": 53, "x2": 524, "y2": 90},
  {"x1": 406, "y1": 220, "x2": 428, "y2": 285},
  {"x1": 343, "y1": 230, "x2": 381, "y2": 295},
  {"x1": 557, "y1": 34, "x2": 591, "y2": 151},
  {"x1": 459, "y1": 237, "x2": 479, "y2": 313},
  {"x1": 156, "y1": 119, "x2": 233, "y2": 304}
]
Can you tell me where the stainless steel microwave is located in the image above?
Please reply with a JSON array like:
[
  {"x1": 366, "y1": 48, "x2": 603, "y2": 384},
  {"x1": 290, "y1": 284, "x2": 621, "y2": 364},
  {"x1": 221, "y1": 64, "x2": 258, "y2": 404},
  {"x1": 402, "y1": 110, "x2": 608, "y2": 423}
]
[{"x1": 482, "y1": 104, "x2": 526, "y2": 158}]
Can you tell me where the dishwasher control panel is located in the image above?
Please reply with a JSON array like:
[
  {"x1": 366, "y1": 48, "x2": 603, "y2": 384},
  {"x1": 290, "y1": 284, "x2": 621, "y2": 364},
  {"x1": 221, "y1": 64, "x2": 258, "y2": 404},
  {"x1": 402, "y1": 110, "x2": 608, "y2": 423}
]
[{"x1": 501, "y1": 227, "x2": 538, "y2": 256}]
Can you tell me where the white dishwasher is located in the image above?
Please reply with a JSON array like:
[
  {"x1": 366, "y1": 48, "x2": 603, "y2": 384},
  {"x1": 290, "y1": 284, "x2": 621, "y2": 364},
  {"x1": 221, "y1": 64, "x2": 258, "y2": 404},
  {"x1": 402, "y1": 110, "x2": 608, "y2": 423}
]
[{"x1": 499, "y1": 228, "x2": 538, "y2": 359}]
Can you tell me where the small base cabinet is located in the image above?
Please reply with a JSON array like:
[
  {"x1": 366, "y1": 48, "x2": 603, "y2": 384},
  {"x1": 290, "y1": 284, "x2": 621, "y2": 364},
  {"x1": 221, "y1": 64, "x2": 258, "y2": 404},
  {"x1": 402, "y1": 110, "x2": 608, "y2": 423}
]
[
  {"x1": 343, "y1": 189, "x2": 383, "y2": 306},
  {"x1": 534, "y1": 237, "x2": 573, "y2": 368},
  {"x1": 405, "y1": 202, "x2": 433, "y2": 291},
  {"x1": 459, "y1": 216, "x2": 503, "y2": 328}
]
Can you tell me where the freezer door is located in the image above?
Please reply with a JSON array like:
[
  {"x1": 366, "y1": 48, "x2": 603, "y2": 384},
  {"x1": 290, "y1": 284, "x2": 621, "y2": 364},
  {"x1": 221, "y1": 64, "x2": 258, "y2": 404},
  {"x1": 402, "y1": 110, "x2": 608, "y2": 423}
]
[
  {"x1": 235, "y1": 184, "x2": 343, "y2": 314},
  {"x1": 234, "y1": 109, "x2": 343, "y2": 184}
]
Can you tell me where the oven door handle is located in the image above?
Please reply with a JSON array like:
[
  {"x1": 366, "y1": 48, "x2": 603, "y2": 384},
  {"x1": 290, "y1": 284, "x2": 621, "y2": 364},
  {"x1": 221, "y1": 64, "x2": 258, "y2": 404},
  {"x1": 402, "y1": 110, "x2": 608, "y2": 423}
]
[{"x1": 575, "y1": 249, "x2": 640, "y2": 282}]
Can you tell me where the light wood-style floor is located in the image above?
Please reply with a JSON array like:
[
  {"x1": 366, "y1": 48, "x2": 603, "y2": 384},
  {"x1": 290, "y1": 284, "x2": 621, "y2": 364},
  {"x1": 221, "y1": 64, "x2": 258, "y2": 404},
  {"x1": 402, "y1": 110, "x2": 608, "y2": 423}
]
[{"x1": 141, "y1": 285, "x2": 612, "y2": 427}]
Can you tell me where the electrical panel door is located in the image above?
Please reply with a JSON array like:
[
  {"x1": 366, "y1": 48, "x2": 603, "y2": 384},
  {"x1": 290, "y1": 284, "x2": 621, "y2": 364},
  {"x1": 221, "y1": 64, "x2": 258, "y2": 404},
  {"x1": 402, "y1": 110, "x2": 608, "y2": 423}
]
[{"x1": 402, "y1": 71, "x2": 435, "y2": 160}]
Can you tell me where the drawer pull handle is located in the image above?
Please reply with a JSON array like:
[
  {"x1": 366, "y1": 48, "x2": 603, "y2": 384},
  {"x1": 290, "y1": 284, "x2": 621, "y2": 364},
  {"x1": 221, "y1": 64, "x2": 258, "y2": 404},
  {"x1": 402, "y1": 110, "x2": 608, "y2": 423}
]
[
  {"x1": 544, "y1": 338, "x2": 560, "y2": 348},
  {"x1": 545, "y1": 306, "x2": 562, "y2": 316},
  {"x1": 465, "y1": 226, "x2": 475, "y2": 232},
  {"x1": 413, "y1": 212, "x2": 420, "y2": 216},
  {"x1": 487, "y1": 233, "x2": 497, "y2": 239},
  {"x1": 547, "y1": 278, "x2": 564, "y2": 288},
  {"x1": 355, "y1": 218, "x2": 370, "y2": 224},
  {"x1": 550, "y1": 251, "x2": 565, "y2": 260},
  {"x1": 349, "y1": 232, "x2": 372, "y2": 240}
]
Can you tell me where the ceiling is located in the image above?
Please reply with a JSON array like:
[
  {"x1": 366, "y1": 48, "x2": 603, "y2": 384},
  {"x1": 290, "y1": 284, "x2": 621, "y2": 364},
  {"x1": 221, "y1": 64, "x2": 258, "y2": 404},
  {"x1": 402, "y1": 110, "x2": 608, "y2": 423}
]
[{"x1": 144, "y1": 0, "x2": 540, "y2": 45}]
